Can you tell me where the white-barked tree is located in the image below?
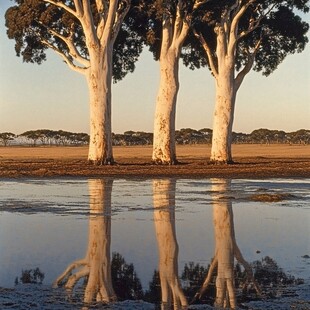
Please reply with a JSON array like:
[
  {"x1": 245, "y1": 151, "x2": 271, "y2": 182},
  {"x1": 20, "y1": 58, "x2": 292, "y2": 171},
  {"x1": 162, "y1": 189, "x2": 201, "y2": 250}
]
[
  {"x1": 142, "y1": 0, "x2": 208, "y2": 164},
  {"x1": 5, "y1": 0, "x2": 143, "y2": 164},
  {"x1": 183, "y1": 0, "x2": 309, "y2": 163}
]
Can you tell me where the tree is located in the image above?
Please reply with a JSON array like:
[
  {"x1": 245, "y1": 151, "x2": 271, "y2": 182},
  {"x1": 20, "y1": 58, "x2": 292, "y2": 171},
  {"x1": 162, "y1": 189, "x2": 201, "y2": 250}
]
[
  {"x1": 142, "y1": 0, "x2": 207, "y2": 164},
  {"x1": 0, "y1": 132, "x2": 15, "y2": 146},
  {"x1": 19, "y1": 130, "x2": 42, "y2": 146},
  {"x1": 184, "y1": 0, "x2": 309, "y2": 163},
  {"x1": 5, "y1": 0, "x2": 143, "y2": 164}
]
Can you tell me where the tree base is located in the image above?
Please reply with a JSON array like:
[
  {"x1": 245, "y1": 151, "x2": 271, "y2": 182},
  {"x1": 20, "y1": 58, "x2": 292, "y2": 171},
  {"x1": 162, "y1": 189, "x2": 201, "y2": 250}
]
[
  {"x1": 152, "y1": 158, "x2": 179, "y2": 165},
  {"x1": 210, "y1": 159, "x2": 235, "y2": 165},
  {"x1": 88, "y1": 157, "x2": 115, "y2": 165}
]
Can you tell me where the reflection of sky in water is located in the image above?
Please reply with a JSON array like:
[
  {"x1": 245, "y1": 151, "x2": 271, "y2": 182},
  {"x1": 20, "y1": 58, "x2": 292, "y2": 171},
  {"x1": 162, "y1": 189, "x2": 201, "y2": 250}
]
[{"x1": 0, "y1": 178, "x2": 309, "y2": 291}]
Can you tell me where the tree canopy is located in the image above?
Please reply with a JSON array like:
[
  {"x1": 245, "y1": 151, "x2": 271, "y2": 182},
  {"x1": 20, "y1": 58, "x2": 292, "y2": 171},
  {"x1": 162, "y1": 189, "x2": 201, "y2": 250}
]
[
  {"x1": 5, "y1": 0, "x2": 144, "y2": 82},
  {"x1": 182, "y1": 0, "x2": 309, "y2": 77}
]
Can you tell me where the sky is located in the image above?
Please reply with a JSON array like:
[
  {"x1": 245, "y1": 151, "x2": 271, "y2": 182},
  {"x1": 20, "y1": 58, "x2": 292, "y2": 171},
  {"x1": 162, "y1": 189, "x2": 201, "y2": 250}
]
[{"x1": 0, "y1": 1, "x2": 309, "y2": 135}]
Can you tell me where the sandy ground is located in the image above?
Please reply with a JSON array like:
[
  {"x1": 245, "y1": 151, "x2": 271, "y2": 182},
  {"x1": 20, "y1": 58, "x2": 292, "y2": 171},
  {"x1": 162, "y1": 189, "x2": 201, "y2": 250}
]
[{"x1": 0, "y1": 144, "x2": 309, "y2": 178}]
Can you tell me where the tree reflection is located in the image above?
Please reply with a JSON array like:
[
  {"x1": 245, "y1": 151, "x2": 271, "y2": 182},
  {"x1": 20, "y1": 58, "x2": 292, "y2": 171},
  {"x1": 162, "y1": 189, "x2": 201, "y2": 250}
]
[
  {"x1": 193, "y1": 179, "x2": 261, "y2": 308},
  {"x1": 111, "y1": 252, "x2": 144, "y2": 300},
  {"x1": 153, "y1": 179, "x2": 188, "y2": 309},
  {"x1": 54, "y1": 179, "x2": 116, "y2": 304}
]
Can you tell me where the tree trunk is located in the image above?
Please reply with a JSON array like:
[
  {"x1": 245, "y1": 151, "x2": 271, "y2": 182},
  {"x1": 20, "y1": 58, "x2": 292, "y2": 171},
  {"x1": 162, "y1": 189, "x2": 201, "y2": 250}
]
[
  {"x1": 153, "y1": 179, "x2": 188, "y2": 308},
  {"x1": 87, "y1": 47, "x2": 114, "y2": 165},
  {"x1": 210, "y1": 69, "x2": 236, "y2": 164},
  {"x1": 152, "y1": 52, "x2": 179, "y2": 165}
]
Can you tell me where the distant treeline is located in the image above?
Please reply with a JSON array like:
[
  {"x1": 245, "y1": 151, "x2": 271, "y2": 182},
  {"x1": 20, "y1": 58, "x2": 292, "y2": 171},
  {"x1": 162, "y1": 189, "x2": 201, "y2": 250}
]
[{"x1": 0, "y1": 128, "x2": 309, "y2": 147}]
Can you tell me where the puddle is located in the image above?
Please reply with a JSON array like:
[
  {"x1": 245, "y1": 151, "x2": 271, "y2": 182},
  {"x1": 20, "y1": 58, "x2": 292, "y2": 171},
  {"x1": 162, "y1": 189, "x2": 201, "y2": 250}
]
[{"x1": 0, "y1": 178, "x2": 309, "y2": 309}]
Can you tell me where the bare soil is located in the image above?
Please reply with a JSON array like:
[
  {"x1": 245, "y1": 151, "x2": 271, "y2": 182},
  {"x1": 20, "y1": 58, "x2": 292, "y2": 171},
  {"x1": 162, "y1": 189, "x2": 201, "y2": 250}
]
[{"x1": 0, "y1": 144, "x2": 309, "y2": 178}]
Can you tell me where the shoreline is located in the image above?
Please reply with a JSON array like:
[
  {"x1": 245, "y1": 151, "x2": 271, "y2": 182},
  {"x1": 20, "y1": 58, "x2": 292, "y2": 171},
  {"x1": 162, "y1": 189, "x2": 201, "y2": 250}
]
[{"x1": 1, "y1": 145, "x2": 310, "y2": 178}]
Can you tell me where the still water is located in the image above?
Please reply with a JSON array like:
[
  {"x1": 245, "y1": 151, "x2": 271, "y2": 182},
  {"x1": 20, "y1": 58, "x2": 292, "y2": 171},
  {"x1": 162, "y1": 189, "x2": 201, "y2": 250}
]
[{"x1": 0, "y1": 178, "x2": 309, "y2": 309}]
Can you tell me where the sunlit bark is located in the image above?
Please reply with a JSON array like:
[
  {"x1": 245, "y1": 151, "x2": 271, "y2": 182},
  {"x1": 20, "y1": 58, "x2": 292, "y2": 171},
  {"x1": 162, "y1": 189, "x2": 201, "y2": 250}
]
[
  {"x1": 153, "y1": 51, "x2": 179, "y2": 164},
  {"x1": 153, "y1": 179, "x2": 188, "y2": 309},
  {"x1": 41, "y1": 0, "x2": 130, "y2": 164},
  {"x1": 54, "y1": 179, "x2": 116, "y2": 304},
  {"x1": 193, "y1": 2, "x2": 263, "y2": 163},
  {"x1": 152, "y1": 1, "x2": 205, "y2": 164},
  {"x1": 87, "y1": 47, "x2": 113, "y2": 164},
  {"x1": 194, "y1": 179, "x2": 260, "y2": 308}
]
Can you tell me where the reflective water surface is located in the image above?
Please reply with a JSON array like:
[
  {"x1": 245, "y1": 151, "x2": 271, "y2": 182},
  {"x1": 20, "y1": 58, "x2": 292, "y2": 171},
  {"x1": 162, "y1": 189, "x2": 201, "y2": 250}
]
[{"x1": 0, "y1": 178, "x2": 309, "y2": 309}]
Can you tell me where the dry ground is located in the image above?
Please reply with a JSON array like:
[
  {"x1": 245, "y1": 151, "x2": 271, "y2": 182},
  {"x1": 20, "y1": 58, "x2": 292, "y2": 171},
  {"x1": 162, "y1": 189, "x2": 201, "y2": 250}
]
[{"x1": 0, "y1": 144, "x2": 309, "y2": 178}]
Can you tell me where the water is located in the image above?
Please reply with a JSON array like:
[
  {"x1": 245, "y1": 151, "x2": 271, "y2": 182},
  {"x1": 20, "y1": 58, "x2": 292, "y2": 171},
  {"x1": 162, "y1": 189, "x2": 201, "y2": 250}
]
[{"x1": 0, "y1": 178, "x2": 309, "y2": 309}]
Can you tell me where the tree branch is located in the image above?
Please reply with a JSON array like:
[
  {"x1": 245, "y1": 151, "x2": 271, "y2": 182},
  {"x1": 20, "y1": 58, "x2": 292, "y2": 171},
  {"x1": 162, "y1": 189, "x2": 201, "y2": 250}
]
[
  {"x1": 43, "y1": 0, "x2": 78, "y2": 18},
  {"x1": 81, "y1": 0, "x2": 99, "y2": 47},
  {"x1": 100, "y1": 0, "x2": 118, "y2": 44},
  {"x1": 238, "y1": 4, "x2": 276, "y2": 41},
  {"x1": 173, "y1": 0, "x2": 190, "y2": 49},
  {"x1": 161, "y1": 13, "x2": 173, "y2": 56},
  {"x1": 73, "y1": 0, "x2": 83, "y2": 17},
  {"x1": 41, "y1": 39, "x2": 88, "y2": 74},
  {"x1": 111, "y1": 0, "x2": 131, "y2": 45},
  {"x1": 235, "y1": 37, "x2": 262, "y2": 90},
  {"x1": 193, "y1": 28, "x2": 218, "y2": 78},
  {"x1": 231, "y1": 0, "x2": 255, "y2": 32},
  {"x1": 96, "y1": 0, "x2": 108, "y2": 40},
  {"x1": 193, "y1": 0, "x2": 209, "y2": 11},
  {"x1": 43, "y1": 25, "x2": 89, "y2": 67}
]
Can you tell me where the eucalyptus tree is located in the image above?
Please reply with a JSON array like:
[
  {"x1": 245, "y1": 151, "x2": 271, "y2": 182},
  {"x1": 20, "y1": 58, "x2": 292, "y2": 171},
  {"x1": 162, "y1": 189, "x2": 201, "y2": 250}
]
[
  {"x1": 143, "y1": 0, "x2": 207, "y2": 164},
  {"x1": 0, "y1": 132, "x2": 16, "y2": 146},
  {"x1": 5, "y1": 0, "x2": 143, "y2": 164},
  {"x1": 184, "y1": 0, "x2": 309, "y2": 163}
]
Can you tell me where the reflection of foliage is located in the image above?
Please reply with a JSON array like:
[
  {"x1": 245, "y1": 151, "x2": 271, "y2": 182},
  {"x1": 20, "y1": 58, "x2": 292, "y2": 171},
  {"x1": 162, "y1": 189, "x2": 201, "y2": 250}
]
[
  {"x1": 179, "y1": 257, "x2": 303, "y2": 306},
  {"x1": 15, "y1": 268, "x2": 45, "y2": 285},
  {"x1": 181, "y1": 262, "x2": 216, "y2": 304},
  {"x1": 248, "y1": 256, "x2": 304, "y2": 299},
  {"x1": 144, "y1": 270, "x2": 161, "y2": 304},
  {"x1": 111, "y1": 252, "x2": 144, "y2": 301}
]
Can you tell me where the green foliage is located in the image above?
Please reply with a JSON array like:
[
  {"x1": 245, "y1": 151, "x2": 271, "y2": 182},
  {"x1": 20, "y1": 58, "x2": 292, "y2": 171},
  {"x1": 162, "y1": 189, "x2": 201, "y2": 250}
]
[
  {"x1": 4, "y1": 128, "x2": 310, "y2": 146},
  {"x1": 5, "y1": 0, "x2": 144, "y2": 82},
  {"x1": 183, "y1": 0, "x2": 309, "y2": 76},
  {"x1": 0, "y1": 132, "x2": 15, "y2": 146},
  {"x1": 135, "y1": 0, "x2": 209, "y2": 61},
  {"x1": 19, "y1": 129, "x2": 89, "y2": 146}
]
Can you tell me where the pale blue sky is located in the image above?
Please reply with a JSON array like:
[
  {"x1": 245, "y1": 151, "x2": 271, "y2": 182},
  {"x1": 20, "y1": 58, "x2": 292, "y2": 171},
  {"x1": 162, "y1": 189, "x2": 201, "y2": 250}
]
[{"x1": 0, "y1": 1, "x2": 309, "y2": 135}]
